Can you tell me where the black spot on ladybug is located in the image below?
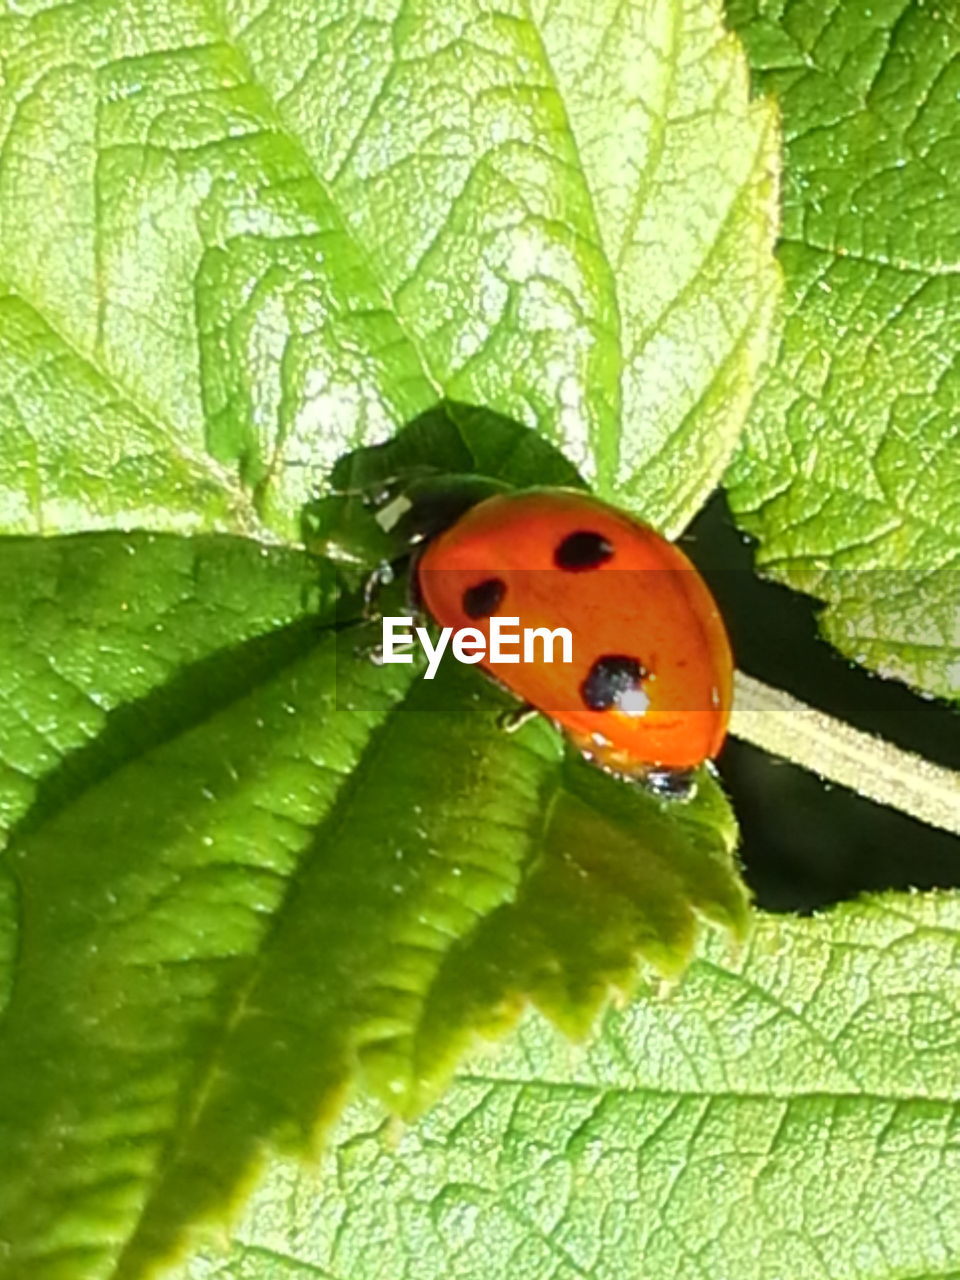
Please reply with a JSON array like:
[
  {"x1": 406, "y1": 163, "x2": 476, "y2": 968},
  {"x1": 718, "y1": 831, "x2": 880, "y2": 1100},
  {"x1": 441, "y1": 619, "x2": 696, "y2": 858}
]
[
  {"x1": 462, "y1": 577, "x2": 506, "y2": 619},
  {"x1": 580, "y1": 654, "x2": 648, "y2": 713},
  {"x1": 554, "y1": 530, "x2": 614, "y2": 571}
]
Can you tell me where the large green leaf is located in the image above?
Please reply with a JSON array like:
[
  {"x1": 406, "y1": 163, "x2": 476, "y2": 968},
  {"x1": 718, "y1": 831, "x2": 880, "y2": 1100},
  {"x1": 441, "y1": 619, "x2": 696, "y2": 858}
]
[
  {"x1": 0, "y1": 0, "x2": 779, "y2": 539},
  {"x1": 724, "y1": 0, "x2": 960, "y2": 701},
  {"x1": 177, "y1": 894, "x2": 960, "y2": 1280},
  {"x1": 0, "y1": 531, "x2": 746, "y2": 1280},
  {"x1": 0, "y1": 0, "x2": 781, "y2": 1275}
]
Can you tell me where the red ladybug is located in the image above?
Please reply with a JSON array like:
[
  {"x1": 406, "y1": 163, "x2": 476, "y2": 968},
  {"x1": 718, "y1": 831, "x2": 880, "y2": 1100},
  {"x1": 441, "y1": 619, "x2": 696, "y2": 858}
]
[{"x1": 414, "y1": 489, "x2": 732, "y2": 796}]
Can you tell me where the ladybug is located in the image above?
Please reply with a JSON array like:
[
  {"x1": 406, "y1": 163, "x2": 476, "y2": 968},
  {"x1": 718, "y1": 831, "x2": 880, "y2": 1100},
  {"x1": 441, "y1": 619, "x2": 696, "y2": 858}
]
[{"x1": 411, "y1": 487, "x2": 733, "y2": 799}]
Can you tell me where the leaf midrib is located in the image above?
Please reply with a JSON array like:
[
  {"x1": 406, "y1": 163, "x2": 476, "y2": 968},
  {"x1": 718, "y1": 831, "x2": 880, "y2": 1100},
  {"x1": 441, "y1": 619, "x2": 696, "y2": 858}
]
[{"x1": 454, "y1": 1071, "x2": 960, "y2": 1107}]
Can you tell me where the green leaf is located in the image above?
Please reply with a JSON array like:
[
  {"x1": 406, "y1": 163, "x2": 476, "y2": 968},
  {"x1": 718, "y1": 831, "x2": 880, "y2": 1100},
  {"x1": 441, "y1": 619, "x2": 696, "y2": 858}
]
[
  {"x1": 175, "y1": 893, "x2": 960, "y2": 1280},
  {"x1": 0, "y1": 295, "x2": 252, "y2": 537},
  {"x1": 0, "y1": 533, "x2": 323, "y2": 847},
  {"x1": 0, "y1": 0, "x2": 779, "y2": 540},
  {"x1": 327, "y1": 402, "x2": 588, "y2": 497},
  {"x1": 724, "y1": 0, "x2": 960, "y2": 701},
  {"x1": 0, "y1": 532, "x2": 322, "y2": 1019},
  {"x1": 0, "y1": 532, "x2": 745, "y2": 1279},
  {"x1": 0, "y1": 0, "x2": 778, "y2": 1273}
]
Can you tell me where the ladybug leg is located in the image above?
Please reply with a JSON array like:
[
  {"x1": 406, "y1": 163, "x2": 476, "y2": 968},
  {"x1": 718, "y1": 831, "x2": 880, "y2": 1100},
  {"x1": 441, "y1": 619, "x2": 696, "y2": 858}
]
[
  {"x1": 351, "y1": 612, "x2": 388, "y2": 664},
  {"x1": 644, "y1": 768, "x2": 697, "y2": 801},
  {"x1": 497, "y1": 703, "x2": 540, "y2": 734},
  {"x1": 361, "y1": 560, "x2": 396, "y2": 620},
  {"x1": 355, "y1": 637, "x2": 385, "y2": 664},
  {"x1": 355, "y1": 553, "x2": 421, "y2": 664},
  {"x1": 348, "y1": 560, "x2": 397, "y2": 664}
]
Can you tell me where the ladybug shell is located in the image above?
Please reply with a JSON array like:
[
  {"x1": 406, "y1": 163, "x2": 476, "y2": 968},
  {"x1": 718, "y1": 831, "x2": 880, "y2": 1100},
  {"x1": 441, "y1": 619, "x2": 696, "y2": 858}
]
[{"x1": 415, "y1": 489, "x2": 732, "y2": 773}]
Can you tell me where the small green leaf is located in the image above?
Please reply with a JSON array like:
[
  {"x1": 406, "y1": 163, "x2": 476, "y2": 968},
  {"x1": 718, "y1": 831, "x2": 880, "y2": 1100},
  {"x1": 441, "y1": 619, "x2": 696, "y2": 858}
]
[
  {"x1": 0, "y1": 0, "x2": 779, "y2": 540},
  {"x1": 412, "y1": 754, "x2": 746, "y2": 1103},
  {"x1": 177, "y1": 894, "x2": 960, "y2": 1280},
  {"x1": 725, "y1": 0, "x2": 960, "y2": 701},
  {"x1": 327, "y1": 402, "x2": 587, "y2": 497}
]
